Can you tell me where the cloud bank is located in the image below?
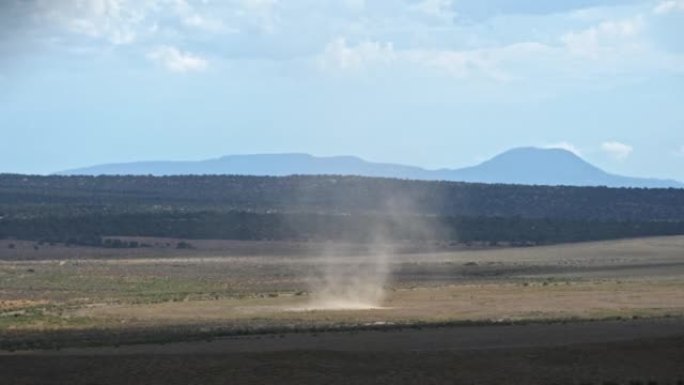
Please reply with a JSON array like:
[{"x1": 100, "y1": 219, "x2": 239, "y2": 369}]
[{"x1": 0, "y1": 0, "x2": 680, "y2": 82}]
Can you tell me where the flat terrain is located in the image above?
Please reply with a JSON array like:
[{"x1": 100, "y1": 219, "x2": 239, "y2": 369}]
[
  {"x1": 1, "y1": 236, "x2": 684, "y2": 384},
  {"x1": 3, "y1": 319, "x2": 684, "y2": 385}
]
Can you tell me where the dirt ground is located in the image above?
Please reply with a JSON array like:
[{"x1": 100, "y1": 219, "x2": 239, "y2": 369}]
[
  {"x1": 2, "y1": 319, "x2": 684, "y2": 385},
  {"x1": 2, "y1": 236, "x2": 684, "y2": 332},
  {"x1": 1, "y1": 236, "x2": 684, "y2": 384}
]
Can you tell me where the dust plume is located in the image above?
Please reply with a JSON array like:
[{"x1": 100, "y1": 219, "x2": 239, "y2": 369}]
[
  {"x1": 305, "y1": 242, "x2": 393, "y2": 310},
  {"x1": 301, "y1": 190, "x2": 446, "y2": 311}
]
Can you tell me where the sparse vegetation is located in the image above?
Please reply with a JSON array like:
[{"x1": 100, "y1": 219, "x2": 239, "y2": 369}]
[
  {"x1": 0, "y1": 236, "x2": 683, "y2": 384},
  {"x1": 0, "y1": 236, "x2": 683, "y2": 342},
  {"x1": 175, "y1": 241, "x2": 193, "y2": 249}
]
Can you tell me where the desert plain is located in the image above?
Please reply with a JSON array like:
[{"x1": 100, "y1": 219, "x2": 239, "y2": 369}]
[{"x1": 1, "y1": 236, "x2": 683, "y2": 384}]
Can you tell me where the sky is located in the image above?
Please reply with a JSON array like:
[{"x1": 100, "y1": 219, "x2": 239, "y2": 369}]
[{"x1": 1, "y1": 0, "x2": 683, "y2": 180}]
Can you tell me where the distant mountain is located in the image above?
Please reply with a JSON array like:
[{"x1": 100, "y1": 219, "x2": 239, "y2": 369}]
[
  {"x1": 59, "y1": 148, "x2": 683, "y2": 188},
  {"x1": 435, "y1": 147, "x2": 683, "y2": 188},
  {"x1": 60, "y1": 153, "x2": 429, "y2": 179}
]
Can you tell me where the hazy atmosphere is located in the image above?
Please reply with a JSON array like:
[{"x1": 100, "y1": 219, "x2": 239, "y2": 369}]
[
  {"x1": 1, "y1": 0, "x2": 683, "y2": 179},
  {"x1": 3, "y1": 2, "x2": 684, "y2": 385}
]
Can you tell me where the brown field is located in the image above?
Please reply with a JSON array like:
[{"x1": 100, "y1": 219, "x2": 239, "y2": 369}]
[{"x1": 1, "y1": 236, "x2": 684, "y2": 384}]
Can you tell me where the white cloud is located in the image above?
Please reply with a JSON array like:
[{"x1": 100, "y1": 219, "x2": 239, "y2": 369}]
[
  {"x1": 654, "y1": 0, "x2": 684, "y2": 14},
  {"x1": 410, "y1": 42, "x2": 547, "y2": 81},
  {"x1": 35, "y1": 0, "x2": 154, "y2": 45},
  {"x1": 318, "y1": 38, "x2": 548, "y2": 80},
  {"x1": 412, "y1": 0, "x2": 454, "y2": 20},
  {"x1": 181, "y1": 14, "x2": 230, "y2": 32},
  {"x1": 316, "y1": 18, "x2": 675, "y2": 83},
  {"x1": 404, "y1": 48, "x2": 495, "y2": 79},
  {"x1": 318, "y1": 38, "x2": 395, "y2": 71},
  {"x1": 147, "y1": 45, "x2": 208, "y2": 73},
  {"x1": 20, "y1": 0, "x2": 684, "y2": 85},
  {"x1": 561, "y1": 17, "x2": 644, "y2": 58},
  {"x1": 172, "y1": 0, "x2": 234, "y2": 33},
  {"x1": 544, "y1": 142, "x2": 583, "y2": 156},
  {"x1": 318, "y1": 37, "x2": 490, "y2": 78},
  {"x1": 32, "y1": 0, "x2": 236, "y2": 45},
  {"x1": 601, "y1": 141, "x2": 633, "y2": 160}
]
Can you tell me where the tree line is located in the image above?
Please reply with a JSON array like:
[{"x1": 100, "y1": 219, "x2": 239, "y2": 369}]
[{"x1": 1, "y1": 174, "x2": 684, "y2": 245}]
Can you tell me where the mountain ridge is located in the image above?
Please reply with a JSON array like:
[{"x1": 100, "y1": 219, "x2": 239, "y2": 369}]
[{"x1": 59, "y1": 147, "x2": 683, "y2": 189}]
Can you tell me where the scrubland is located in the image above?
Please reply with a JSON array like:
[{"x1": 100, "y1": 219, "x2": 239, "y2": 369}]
[{"x1": 1, "y1": 236, "x2": 683, "y2": 384}]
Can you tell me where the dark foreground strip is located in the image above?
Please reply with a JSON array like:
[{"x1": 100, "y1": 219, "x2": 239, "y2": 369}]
[{"x1": 2, "y1": 315, "x2": 684, "y2": 353}]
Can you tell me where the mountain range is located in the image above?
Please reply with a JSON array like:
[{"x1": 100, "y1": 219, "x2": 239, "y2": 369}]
[{"x1": 60, "y1": 147, "x2": 683, "y2": 188}]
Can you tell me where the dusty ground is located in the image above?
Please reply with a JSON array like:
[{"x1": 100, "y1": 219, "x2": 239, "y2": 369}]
[
  {"x1": 2, "y1": 236, "x2": 683, "y2": 333},
  {"x1": 1, "y1": 236, "x2": 684, "y2": 384},
  {"x1": 2, "y1": 320, "x2": 684, "y2": 385}
]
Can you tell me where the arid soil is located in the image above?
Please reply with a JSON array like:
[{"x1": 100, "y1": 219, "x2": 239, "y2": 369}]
[{"x1": 1, "y1": 236, "x2": 684, "y2": 384}]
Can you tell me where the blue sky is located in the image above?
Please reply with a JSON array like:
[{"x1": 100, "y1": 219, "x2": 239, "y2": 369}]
[{"x1": 1, "y1": 0, "x2": 683, "y2": 180}]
